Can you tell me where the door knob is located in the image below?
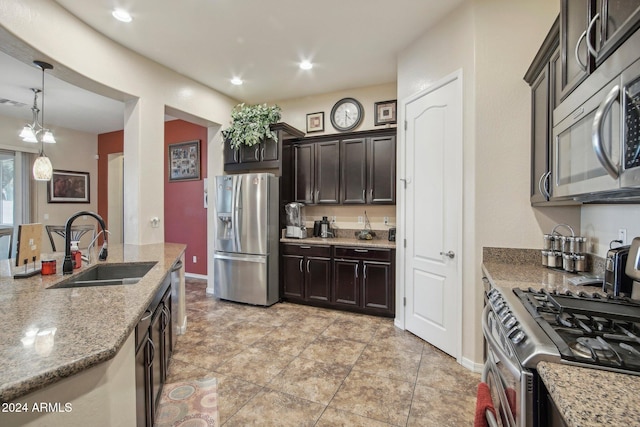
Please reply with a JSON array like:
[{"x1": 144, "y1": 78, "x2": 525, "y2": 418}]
[{"x1": 440, "y1": 250, "x2": 455, "y2": 259}]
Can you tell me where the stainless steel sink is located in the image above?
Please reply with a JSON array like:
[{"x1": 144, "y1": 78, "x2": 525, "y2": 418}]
[{"x1": 50, "y1": 262, "x2": 157, "y2": 289}]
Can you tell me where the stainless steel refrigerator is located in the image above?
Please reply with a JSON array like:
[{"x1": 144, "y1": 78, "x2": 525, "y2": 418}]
[{"x1": 213, "y1": 173, "x2": 279, "y2": 306}]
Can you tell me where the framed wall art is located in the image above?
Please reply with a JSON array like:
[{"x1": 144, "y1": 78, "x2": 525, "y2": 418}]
[
  {"x1": 306, "y1": 112, "x2": 324, "y2": 133},
  {"x1": 47, "y1": 170, "x2": 90, "y2": 203},
  {"x1": 168, "y1": 140, "x2": 201, "y2": 182},
  {"x1": 374, "y1": 100, "x2": 397, "y2": 126}
]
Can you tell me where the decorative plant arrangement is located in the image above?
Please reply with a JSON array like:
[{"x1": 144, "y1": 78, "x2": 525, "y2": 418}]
[{"x1": 222, "y1": 103, "x2": 282, "y2": 149}]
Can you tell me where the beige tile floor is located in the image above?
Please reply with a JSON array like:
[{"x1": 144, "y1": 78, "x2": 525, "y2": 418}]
[{"x1": 165, "y1": 278, "x2": 479, "y2": 426}]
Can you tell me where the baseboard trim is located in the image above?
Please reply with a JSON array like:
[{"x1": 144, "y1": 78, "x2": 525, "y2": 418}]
[
  {"x1": 461, "y1": 356, "x2": 484, "y2": 374},
  {"x1": 185, "y1": 272, "x2": 207, "y2": 280}
]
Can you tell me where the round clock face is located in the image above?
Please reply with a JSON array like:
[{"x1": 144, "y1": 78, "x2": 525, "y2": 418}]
[{"x1": 330, "y1": 98, "x2": 363, "y2": 132}]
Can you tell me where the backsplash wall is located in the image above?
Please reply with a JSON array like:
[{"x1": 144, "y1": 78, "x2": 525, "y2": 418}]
[{"x1": 302, "y1": 205, "x2": 396, "y2": 232}]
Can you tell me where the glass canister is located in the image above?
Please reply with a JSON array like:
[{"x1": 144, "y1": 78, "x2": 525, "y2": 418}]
[
  {"x1": 574, "y1": 254, "x2": 587, "y2": 272},
  {"x1": 541, "y1": 250, "x2": 550, "y2": 266},
  {"x1": 569, "y1": 236, "x2": 586, "y2": 254},
  {"x1": 563, "y1": 253, "x2": 575, "y2": 272},
  {"x1": 548, "y1": 251, "x2": 563, "y2": 268},
  {"x1": 543, "y1": 234, "x2": 554, "y2": 250}
]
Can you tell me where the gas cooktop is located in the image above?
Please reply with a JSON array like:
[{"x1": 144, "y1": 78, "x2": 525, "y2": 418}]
[{"x1": 515, "y1": 288, "x2": 640, "y2": 374}]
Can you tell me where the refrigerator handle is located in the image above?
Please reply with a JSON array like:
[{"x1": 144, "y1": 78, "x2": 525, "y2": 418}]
[{"x1": 233, "y1": 177, "x2": 242, "y2": 252}]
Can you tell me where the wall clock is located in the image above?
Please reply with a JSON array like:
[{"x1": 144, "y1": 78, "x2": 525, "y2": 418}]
[{"x1": 330, "y1": 98, "x2": 363, "y2": 132}]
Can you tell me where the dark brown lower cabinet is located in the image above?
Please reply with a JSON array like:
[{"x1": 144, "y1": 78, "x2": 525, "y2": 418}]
[
  {"x1": 333, "y1": 247, "x2": 394, "y2": 316},
  {"x1": 136, "y1": 276, "x2": 172, "y2": 427},
  {"x1": 282, "y1": 244, "x2": 331, "y2": 303},
  {"x1": 281, "y1": 243, "x2": 394, "y2": 317}
]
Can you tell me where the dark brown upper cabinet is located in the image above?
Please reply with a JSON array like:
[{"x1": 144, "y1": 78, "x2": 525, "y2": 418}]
[
  {"x1": 340, "y1": 135, "x2": 396, "y2": 204},
  {"x1": 559, "y1": 0, "x2": 597, "y2": 101},
  {"x1": 595, "y1": 1, "x2": 640, "y2": 66},
  {"x1": 293, "y1": 141, "x2": 340, "y2": 204},
  {"x1": 288, "y1": 128, "x2": 396, "y2": 206},
  {"x1": 223, "y1": 122, "x2": 304, "y2": 172},
  {"x1": 525, "y1": 17, "x2": 559, "y2": 204}
]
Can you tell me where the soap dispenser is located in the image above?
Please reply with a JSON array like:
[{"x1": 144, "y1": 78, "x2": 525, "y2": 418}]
[{"x1": 70, "y1": 241, "x2": 81, "y2": 269}]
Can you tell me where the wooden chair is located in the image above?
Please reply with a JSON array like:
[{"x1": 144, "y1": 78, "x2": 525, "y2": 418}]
[
  {"x1": 0, "y1": 227, "x2": 13, "y2": 259},
  {"x1": 45, "y1": 224, "x2": 96, "y2": 252}
]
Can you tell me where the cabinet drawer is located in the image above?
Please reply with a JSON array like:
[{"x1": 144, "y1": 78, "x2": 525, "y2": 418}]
[
  {"x1": 334, "y1": 246, "x2": 391, "y2": 261},
  {"x1": 282, "y1": 243, "x2": 331, "y2": 257}
]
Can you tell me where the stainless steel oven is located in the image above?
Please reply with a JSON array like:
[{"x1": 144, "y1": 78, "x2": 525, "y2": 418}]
[
  {"x1": 482, "y1": 284, "x2": 640, "y2": 426},
  {"x1": 482, "y1": 303, "x2": 535, "y2": 427}
]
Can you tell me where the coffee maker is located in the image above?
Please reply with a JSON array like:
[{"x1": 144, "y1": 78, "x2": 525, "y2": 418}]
[{"x1": 285, "y1": 202, "x2": 307, "y2": 239}]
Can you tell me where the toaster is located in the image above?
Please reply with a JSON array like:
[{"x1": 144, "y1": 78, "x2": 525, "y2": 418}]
[{"x1": 603, "y1": 245, "x2": 633, "y2": 296}]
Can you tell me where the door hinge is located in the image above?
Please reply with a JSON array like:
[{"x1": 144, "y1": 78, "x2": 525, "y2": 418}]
[
  {"x1": 404, "y1": 120, "x2": 407, "y2": 130},
  {"x1": 403, "y1": 297, "x2": 406, "y2": 306},
  {"x1": 404, "y1": 239, "x2": 407, "y2": 248}
]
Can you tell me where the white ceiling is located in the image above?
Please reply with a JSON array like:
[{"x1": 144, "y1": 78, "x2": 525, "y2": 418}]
[{"x1": 0, "y1": 0, "x2": 462, "y2": 135}]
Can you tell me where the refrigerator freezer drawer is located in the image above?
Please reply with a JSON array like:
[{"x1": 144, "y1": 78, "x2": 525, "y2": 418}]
[{"x1": 213, "y1": 252, "x2": 278, "y2": 306}]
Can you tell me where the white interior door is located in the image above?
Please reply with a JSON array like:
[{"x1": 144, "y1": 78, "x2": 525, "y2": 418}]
[
  {"x1": 107, "y1": 153, "x2": 124, "y2": 244},
  {"x1": 403, "y1": 72, "x2": 462, "y2": 358}
]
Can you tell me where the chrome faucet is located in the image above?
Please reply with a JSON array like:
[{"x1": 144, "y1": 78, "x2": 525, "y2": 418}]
[{"x1": 62, "y1": 211, "x2": 108, "y2": 274}]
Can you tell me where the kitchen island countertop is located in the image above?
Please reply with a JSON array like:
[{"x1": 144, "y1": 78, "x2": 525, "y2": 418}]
[
  {"x1": 482, "y1": 253, "x2": 640, "y2": 427},
  {"x1": 0, "y1": 242, "x2": 186, "y2": 402}
]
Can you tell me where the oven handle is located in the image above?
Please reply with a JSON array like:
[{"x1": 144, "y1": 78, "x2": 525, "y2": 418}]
[
  {"x1": 481, "y1": 358, "x2": 507, "y2": 427},
  {"x1": 592, "y1": 84, "x2": 620, "y2": 180},
  {"x1": 482, "y1": 304, "x2": 522, "y2": 379}
]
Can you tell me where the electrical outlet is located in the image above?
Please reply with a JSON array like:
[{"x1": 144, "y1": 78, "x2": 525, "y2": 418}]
[
  {"x1": 384, "y1": 216, "x2": 389, "y2": 225},
  {"x1": 331, "y1": 216, "x2": 336, "y2": 222},
  {"x1": 358, "y1": 216, "x2": 363, "y2": 224},
  {"x1": 619, "y1": 228, "x2": 628, "y2": 245},
  {"x1": 193, "y1": 255, "x2": 197, "y2": 263}
]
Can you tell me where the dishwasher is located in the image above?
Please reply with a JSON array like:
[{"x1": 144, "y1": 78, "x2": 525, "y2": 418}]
[{"x1": 171, "y1": 255, "x2": 187, "y2": 339}]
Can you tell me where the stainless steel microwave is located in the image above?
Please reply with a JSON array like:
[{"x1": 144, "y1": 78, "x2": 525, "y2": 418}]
[{"x1": 552, "y1": 28, "x2": 640, "y2": 200}]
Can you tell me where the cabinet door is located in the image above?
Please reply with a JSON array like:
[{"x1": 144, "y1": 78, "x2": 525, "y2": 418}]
[
  {"x1": 150, "y1": 311, "x2": 162, "y2": 418},
  {"x1": 282, "y1": 254, "x2": 305, "y2": 299},
  {"x1": 261, "y1": 138, "x2": 279, "y2": 161},
  {"x1": 333, "y1": 259, "x2": 360, "y2": 306},
  {"x1": 315, "y1": 141, "x2": 340, "y2": 204},
  {"x1": 598, "y1": 1, "x2": 640, "y2": 65},
  {"x1": 135, "y1": 333, "x2": 152, "y2": 427},
  {"x1": 530, "y1": 64, "x2": 551, "y2": 204},
  {"x1": 340, "y1": 138, "x2": 367, "y2": 204},
  {"x1": 223, "y1": 142, "x2": 239, "y2": 165},
  {"x1": 559, "y1": 0, "x2": 596, "y2": 100},
  {"x1": 368, "y1": 136, "x2": 396, "y2": 203},
  {"x1": 160, "y1": 291, "x2": 172, "y2": 383},
  {"x1": 362, "y1": 261, "x2": 392, "y2": 312},
  {"x1": 294, "y1": 144, "x2": 315, "y2": 203},
  {"x1": 305, "y1": 257, "x2": 332, "y2": 302},
  {"x1": 240, "y1": 144, "x2": 261, "y2": 163}
]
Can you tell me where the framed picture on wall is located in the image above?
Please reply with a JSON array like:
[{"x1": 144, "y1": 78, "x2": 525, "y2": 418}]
[
  {"x1": 306, "y1": 112, "x2": 324, "y2": 133},
  {"x1": 168, "y1": 140, "x2": 201, "y2": 182},
  {"x1": 374, "y1": 100, "x2": 397, "y2": 126},
  {"x1": 47, "y1": 170, "x2": 90, "y2": 203}
]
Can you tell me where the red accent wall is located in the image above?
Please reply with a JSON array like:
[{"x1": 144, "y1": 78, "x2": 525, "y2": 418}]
[
  {"x1": 164, "y1": 120, "x2": 208, "y2": 275},
  {"x1": 97, "y1": 120, "x2": 208, "y2": 276}
]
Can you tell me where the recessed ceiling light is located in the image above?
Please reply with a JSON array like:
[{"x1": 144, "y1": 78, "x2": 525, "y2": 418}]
[
  {"x1": 112, "y1": 9, "x2": 132, "y2": 23},
  {"x1": 230, "y1": 77, "x2": 243, "y2": 86},
  {"x1": 299, "y1": 60, "x2": 313, "y2": 70}
]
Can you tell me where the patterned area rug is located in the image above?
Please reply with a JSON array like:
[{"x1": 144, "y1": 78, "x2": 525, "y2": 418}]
[{"x1": 155, "y1": 377, "x2": 219, "y2": 427}]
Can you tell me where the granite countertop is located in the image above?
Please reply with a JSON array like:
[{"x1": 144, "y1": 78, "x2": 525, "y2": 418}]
[
  {"x1": 537, "y1": 362, "x2": 640, "y2": 426},
  {"x1": 0, "y1": 242, "x2": 186, "y2": 402},
  {"x1": 280, "y1": 236, "x2": 396, "y2": 249},
  {"x1": 482, "y1": 248, "x2": 640, "y2": 427}
]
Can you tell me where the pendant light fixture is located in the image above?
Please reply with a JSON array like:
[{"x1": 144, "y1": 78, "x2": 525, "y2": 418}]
[{"x1": 21, "y1": 60, "x2": 56, "y2": 181}]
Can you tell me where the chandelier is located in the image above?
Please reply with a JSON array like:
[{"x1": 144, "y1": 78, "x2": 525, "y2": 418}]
[{"x1": 20, "y1": 60, "x2": 56, "y2": 181}]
